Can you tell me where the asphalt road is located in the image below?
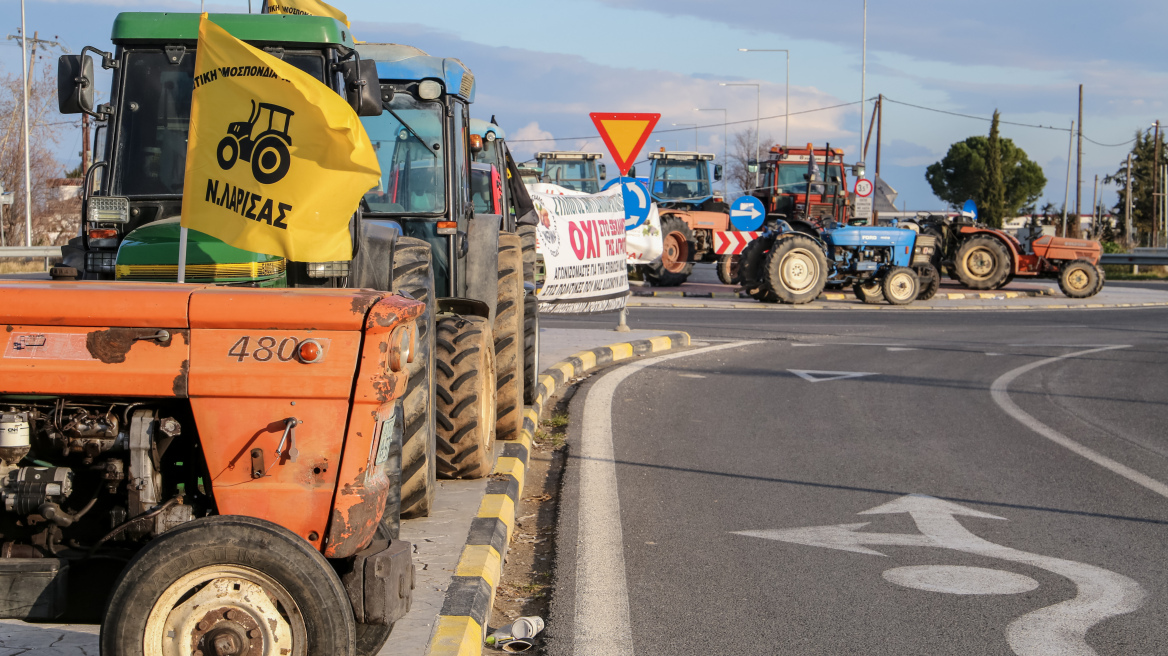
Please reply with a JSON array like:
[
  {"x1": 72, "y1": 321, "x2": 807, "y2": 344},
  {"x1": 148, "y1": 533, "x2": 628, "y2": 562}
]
[{"x1": 546, "y1": 306, "x2": 1168, "y2": 656}]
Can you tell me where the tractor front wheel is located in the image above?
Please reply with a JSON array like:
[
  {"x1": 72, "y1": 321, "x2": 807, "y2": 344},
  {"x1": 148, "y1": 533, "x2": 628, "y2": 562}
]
[
  {"x1": 644, "y1": 215, "x2": 694, "y2": 286},
  {"x1": 954, "y1": 237, "x2": 1011, "y2": 290},
  {"x1": 101, "y1": 516, "x2": 356, "y2": 656},
  {"x1": 435, "y1": 315, "x2": 496, "y2": 479},
  {"x1": 716, "y1": 254, "x2": 739, "y2": 285},
  {"x1": 913, "y1": 263, "x2": 941, "y2": 301},
  {"x1": 764, "y1": 234, "x2": 827, "y2": 304},
  {"x1": 854, "y1": 279, "x2": 883, "y2": 304},
  {"x1": 252, "y1": 135, "x2": 292, "y2": 184},
  {"x1": 883, "y1": 266, "x2": 920, "y2": 305},
  {"x1": 1058, "y1": 259, "x2": 1100, "y2": 298}
]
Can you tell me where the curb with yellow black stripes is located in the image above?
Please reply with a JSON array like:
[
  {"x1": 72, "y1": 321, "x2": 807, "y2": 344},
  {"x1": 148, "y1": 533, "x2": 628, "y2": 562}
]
[{"x1": 427, "y1": 331, "x2": 691, "y2": 656}]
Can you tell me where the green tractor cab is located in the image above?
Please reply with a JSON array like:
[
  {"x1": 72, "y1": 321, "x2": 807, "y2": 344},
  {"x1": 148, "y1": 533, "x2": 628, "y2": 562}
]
[{"x1": 56, "y1": 11, "x2": 381, "y2": 283}]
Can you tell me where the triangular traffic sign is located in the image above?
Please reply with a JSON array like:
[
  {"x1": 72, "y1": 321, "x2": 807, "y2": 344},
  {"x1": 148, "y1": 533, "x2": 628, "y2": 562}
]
[
  {"x1": 788, "y1": 370, "x2": 876, "y2": 383},
  {"x1": 589, "y1": 112, "x2": 660, "y2": 176}
]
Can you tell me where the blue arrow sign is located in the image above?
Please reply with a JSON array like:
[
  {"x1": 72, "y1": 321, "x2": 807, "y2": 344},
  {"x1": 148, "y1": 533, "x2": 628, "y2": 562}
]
[
  {"x1": 605, "y1": 177, "x2": 651, "y2": 229},
  {"x1": 729, "y1": 195, "x2": 766, "y2": 231}
]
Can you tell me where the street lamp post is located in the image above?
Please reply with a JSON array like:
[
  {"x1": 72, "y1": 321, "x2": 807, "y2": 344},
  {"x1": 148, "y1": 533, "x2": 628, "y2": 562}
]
[
  {"x1": 671, "y1": 123, "x2": 698, "y2": 150},
  {"x1": 720, "y1": 82, "x2": 761, "y2": 189},
  {"x1": 738, "y1": 49, "x2": 789, "y2": 147},
  {"x1": 696, "y1": 108, "x2": 728, "y2": 199}
]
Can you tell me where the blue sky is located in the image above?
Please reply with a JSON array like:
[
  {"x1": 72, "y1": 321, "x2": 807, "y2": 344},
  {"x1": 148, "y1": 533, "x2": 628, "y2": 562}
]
[{"x1": 5, "y1": 0, "x2": 1167, "y2": 212}]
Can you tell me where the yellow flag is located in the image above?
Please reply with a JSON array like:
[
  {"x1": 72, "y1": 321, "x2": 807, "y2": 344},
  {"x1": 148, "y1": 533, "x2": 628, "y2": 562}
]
[
  {"x1": 263, "y1": 0, "x2": 350, "y2": 28},
  {"x1": 180, "y1": 15, "x2": 379, "y2": 262}
]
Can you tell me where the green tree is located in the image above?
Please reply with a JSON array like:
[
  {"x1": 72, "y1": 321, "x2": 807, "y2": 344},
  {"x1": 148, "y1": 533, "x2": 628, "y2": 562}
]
[
  {"x1": 1105, "y1": 129, "x2": 1165, "y2": 246},
  {"x1": 926, "y1": 125, "x2": 1046, "y2": 221},
  {"x1": 982, "y1": 111, "x2": 1007, "y2": 228}
]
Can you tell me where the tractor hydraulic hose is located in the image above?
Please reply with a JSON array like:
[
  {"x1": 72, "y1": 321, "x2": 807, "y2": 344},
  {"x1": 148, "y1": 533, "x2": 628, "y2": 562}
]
[{"x1": 88, "y1": 495, "x2": 183, "y2": 557}]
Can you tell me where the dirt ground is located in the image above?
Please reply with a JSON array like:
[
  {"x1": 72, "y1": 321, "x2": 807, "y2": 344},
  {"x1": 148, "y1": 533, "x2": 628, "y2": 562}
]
[{"x1": 482, "y1": 390, "x2": 574, "y2": 653}]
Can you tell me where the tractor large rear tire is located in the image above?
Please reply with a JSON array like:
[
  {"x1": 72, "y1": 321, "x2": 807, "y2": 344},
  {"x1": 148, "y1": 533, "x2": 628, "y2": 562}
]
[
  {"x1": 390, "y1": 237, "x2": 436, "y2": 519},
  {"x1": 518, "y1": 224, "x2": 540, "y2": 405},
  {"x1": 495, "y1": 233, "x2": 524, "y2": 441},
  {"x1": 763, "y1": 234, "x2": 828, "y2": 304},
  {"x1": 435, "y1": 315, "x2": 496, "y2": 479},
  {"x1": 1058, "y1": 259, "x2": 1100, "y2": 298},
  {"x1": 716, "y1": 254, "x2": 739, "y2": 285},
  {"x1": 101, "y1": 516, "x2": 356, "y2": 656},
  {"x1": 644, "y1": 215, "x2": 694, "y2": 286},
  {"x1": 954, "y1": 236, "x2": 1011, "y2": 290}
]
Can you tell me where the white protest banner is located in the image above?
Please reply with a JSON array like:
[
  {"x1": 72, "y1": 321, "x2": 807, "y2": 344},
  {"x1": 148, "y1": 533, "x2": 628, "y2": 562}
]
[{"x1": 531, "y1": 186, "x2": 630, "y2": 314}]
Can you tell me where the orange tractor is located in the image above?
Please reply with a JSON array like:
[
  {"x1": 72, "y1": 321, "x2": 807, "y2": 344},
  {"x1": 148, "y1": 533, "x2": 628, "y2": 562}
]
[
  {"x1": 920, "y1": 214, "x2": 1106, "y2": 298},
  {"x1": 0, "y1": 282, "x2": 423, "y2": 655}
]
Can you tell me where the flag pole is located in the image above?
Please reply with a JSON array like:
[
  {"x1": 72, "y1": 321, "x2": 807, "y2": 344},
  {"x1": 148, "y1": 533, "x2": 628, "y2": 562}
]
[{"x1": 177, "y1": 226, "x2": 189, "y2": 283}]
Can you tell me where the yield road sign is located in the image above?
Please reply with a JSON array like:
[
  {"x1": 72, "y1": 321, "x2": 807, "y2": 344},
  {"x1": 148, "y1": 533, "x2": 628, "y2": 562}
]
[
  {"x1": 729, "y1": 195, "x2": 766, "y2": 232},
  {"x1": 589, "y1": 113, "x2": 660, "y2": 177},
  {"x1": 604, "y1": 177, "x2": 651, "y2": 229}
]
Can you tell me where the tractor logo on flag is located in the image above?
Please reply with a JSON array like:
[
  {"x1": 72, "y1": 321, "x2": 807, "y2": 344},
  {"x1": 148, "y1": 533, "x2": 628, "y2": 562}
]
[{"x1": 217, "y1": 100, "x2": 294, "y2": 184}]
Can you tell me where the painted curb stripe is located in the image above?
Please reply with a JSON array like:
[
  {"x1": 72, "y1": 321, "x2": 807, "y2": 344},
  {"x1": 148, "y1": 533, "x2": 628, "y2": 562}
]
[
  {"x1": 428, "y1": 330, "x2": 691, "y2": 655},
  {"x1": 633, "y1": 289, "x2": 1053, "y2": 300}
]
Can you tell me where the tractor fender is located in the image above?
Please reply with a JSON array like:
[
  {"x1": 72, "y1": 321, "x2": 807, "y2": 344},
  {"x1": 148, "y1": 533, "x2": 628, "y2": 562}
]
[
  {"x1": 786, "y1": 219, "x2": 822, "y2": 239},
  {"x1": 461, "y1": 216, "x2": 500, "y2": 322},
  {"x1": 957, "y1": 227, "x2": 1021, "y2": 268},
  {"x1": 349, "y1": 220, "x2": 402, "y2": 291},
  {"x1": 437, "y1": 297, "x2": 491, "y2": 319}
]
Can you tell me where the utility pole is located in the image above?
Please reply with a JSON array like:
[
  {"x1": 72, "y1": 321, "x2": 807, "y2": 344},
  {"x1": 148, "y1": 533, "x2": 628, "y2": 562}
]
[
  {"x1": 875, "y1": 94, "x2": 883, "y2": 179},
  {"x1": 18, "y1": 5, "x2": 30, "y2": 247},
  {"x1": 1153, "y1": 120, "x2": 1160, "y2": 247},
  {"x1": 860, "y1": 0, "x2": 867, "y2": 157},
  {"x1": 1074, "y1": 84, "x2": 1083, "y2": 238},
  {"x1": 1125, "y1": 152, "x2": 1133, "y2": 246},
  {"x1": 1062, "y1": 120, "x2": 1074, "y2": 237},
  {"x1": 1090, "y1": 174, "x2": 1098, "y2": 238}
]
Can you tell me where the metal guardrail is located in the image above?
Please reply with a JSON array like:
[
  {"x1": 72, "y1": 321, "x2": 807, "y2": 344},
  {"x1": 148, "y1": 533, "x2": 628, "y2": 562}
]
[
  {"x1": 1100, "y1": 251, "x2": 1168, "y2": 266},
  {"x1": 0, "y1": 246, "x2": 61, "y2": 258}
]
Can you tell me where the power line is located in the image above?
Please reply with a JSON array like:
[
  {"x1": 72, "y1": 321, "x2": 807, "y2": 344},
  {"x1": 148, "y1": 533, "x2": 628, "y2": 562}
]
[
  {"x1": 882, "y1": 97, "x2": 1070, "y2": 132},
  {"x1": 1082, "y1": 135, "x2": 1136, "y2": 148},
  {"x1": 509, "y1": 99, "x2": 870, "y2": 143}
]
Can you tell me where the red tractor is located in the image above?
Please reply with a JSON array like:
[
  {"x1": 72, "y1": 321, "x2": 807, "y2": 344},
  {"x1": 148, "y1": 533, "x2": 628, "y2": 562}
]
[{"x1": 920, "y1": 215, "x2": 1106, "y2": 298}]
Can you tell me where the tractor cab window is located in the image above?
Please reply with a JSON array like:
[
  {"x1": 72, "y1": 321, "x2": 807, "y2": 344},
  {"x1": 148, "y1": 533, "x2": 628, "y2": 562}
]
[
  {"x1": 362, "y1": 93, "x2": 446, "y2": 215},
  {"x1": 774, "y1": 162, "x2": 844, "y2": 196},
  {"x1": 542, "y1": 160, "x2": 598, "y2": 194},
  {"x1": 112, "y1": 49, "x2": 328, "y2": 197},
  {"x1": 652, "y1": 159, "x2": 710, "y2": 200}
]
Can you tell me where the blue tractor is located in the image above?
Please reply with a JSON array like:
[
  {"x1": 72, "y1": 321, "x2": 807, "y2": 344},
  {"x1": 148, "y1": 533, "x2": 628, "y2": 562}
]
[{"x1": 737, "y1": 221, "x2": 940, "y2": 305}]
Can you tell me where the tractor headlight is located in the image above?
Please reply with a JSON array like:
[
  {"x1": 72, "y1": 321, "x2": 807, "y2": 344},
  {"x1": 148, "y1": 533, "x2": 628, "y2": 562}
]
[
  {"x1": 306, "y1": 261, "x2": 350, "y2": 278},
  {"x1": 417, "y1": 80, "x2": 442, "y2": 100},
  {"x1": 388, "y1": 325, "x2": 413, "y2": 372},
  {"x1": 485, "y1": 131, "x2": 497, "y2": 142},
  {"x1": 88, "y1": 196, "x2": 129, "y2": 224}
]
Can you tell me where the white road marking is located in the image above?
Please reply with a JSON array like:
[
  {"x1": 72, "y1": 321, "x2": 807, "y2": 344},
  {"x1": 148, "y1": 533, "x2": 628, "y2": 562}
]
[
  {"x1": 791, "y1": 343, "x2": 822, "y2": 347},
  {"x1": 886, "y1": 347, "x2": 918, "y2": 351},
  {"x1": 739, "y1": 494, "x2": 1147, "y2": 656},
  {"x1": 574, "y1": 340, "x2": 762, "y2": 656},
  {"x1": 788, "y1": 369, "x2": 876, "y2": 383},
  {"x1": 678, "y1": 373, "x2": 706, "y2": 379},
  {"x1": 986, "y1": 352, "x2": 1003, "y2": 356},
  {"x1": 989, "y1": 345, "x2": 1168, "y2": 500},
  {"x1": 882, "y1": 565, "x2": 1039, "y2": 595}
]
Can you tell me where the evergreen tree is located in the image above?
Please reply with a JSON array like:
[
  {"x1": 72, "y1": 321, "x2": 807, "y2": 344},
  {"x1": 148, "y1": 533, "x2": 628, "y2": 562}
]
[
  {"x1": 982, "y1": 110, "x2": 1007, "y2": 228},
  {"x1": 926, "y1": 126, "x2": 1046, "y2": 220},
  {"x1": 1106, "y1": 129, "x2": 1165, "y2": 246}
]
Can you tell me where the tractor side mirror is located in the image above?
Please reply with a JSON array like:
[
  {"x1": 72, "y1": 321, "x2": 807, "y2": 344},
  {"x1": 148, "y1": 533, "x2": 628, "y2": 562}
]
[
  {"x1": 339, "y1": 57, "x2": 383, "y2": 117},
  {"x1": 714, "y1": 164, "x2": 723, "y2": 182},
  {"x1": 628, "y1": 165, "x2": 636, "y2": 178},
  {"x1": 598, "y1": 164, "x2": 607, "y2": 180},
  {"x1": 747, "y1": 159, "x2": 758, "y2": 174},
  {"x1": 58, "y1": 54, "x2": 94, "y2": 115}
]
